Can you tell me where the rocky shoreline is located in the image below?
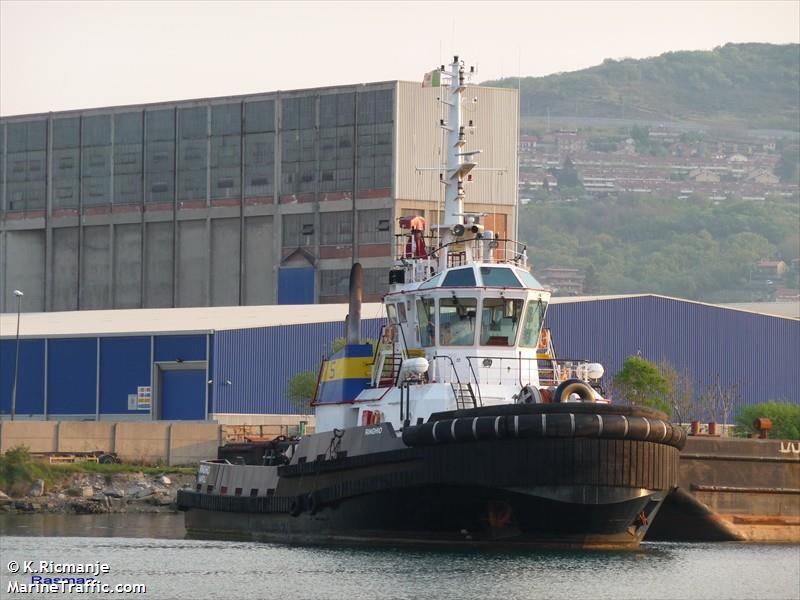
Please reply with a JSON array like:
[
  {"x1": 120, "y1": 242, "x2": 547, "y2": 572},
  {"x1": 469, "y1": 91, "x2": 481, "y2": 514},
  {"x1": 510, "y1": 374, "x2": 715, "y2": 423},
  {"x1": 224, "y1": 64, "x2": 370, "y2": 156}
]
[{"x1": 0, "y1": 471, "x2": 195, "y2": 515}]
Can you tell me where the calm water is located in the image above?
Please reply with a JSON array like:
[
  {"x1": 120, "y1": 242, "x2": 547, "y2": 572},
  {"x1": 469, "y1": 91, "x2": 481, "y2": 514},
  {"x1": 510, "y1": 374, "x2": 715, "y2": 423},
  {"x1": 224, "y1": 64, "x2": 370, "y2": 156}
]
[{"x1": 0, "y1": 514, "x2": 798, "y2": 600}]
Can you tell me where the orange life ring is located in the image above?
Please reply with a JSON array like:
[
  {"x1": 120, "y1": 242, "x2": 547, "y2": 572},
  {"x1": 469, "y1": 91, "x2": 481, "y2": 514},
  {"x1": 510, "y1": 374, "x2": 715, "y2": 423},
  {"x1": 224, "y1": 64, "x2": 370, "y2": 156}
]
[{"x1": 537, "y1": 329, "x2": 551, "y2": 350}]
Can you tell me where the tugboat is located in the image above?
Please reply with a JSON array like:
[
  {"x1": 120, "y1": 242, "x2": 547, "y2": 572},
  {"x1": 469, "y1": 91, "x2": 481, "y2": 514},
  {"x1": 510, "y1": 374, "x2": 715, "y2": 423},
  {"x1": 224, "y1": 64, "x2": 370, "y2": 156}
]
[{"x1": 178, "y1": 56, "x2": 686, "y2": 548}]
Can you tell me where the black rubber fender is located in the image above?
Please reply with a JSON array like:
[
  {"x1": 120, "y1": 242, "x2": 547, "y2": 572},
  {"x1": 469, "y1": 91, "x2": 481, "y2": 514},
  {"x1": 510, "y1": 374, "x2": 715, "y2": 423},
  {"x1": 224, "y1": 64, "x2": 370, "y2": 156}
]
[
  {"x1": 553, "y1": 379, "x2": 596, "y2": 403},
  {"x1": 289, "y1": 495, "x2": 303, "y2": 517},
  {"x1": 307, "y1": 492, "x2": 321, "y2": 515}
]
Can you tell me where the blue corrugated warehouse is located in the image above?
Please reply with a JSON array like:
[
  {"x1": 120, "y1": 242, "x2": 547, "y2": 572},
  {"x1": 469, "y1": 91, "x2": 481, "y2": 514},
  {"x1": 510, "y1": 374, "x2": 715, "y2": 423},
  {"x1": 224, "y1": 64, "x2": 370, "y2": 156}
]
[{"x1": 0, "y1": 296, "x2": 797, "y2": 423}]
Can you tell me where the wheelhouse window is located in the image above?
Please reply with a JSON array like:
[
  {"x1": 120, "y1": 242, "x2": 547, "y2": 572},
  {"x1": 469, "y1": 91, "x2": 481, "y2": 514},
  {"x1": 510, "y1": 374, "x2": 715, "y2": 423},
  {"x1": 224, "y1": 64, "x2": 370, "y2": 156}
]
[
  {"x1": 397, "y1": 302, "x2": 407, "y2": 323},
  {"x1": 438, "y1": 298, "x2": 477, "y2": 346},
  {"x1": 386, "y1": 303, "x2": 397, "y2": 324},
  {"x1": 480, "y1": 267, "x2": 523, "y2": 288},
  {"x1": 480, "y1": 298, "x2": 524, "y2": 346},
  {"x1": 515, "y1": 269, "x2": 543, "y2": 289},
  {"x1": 416, "y1": 298, "x2": 436, "y2": 347},
  {"x1": 442, "y1": 268, "x2": 476, "y2": 287},
  {"x1": 519, "y1": 300, "x2": 547, "y2": 347}
]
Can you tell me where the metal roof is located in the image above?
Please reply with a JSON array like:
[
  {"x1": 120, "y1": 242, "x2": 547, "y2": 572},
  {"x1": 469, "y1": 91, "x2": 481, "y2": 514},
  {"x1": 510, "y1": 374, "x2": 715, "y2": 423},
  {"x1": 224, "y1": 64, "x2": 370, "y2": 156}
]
[
  {"x1": 550, "y1": 294, "x2": 799, "y2": 320},
  {"x1": 0, "y1": 303, "x2": 388, "y2": 339},
  {"x1": 2, "y1": 294, "x2": 795, "y2": 339},
  {"x1": 719, "y1": 302, "x2": 800, "y2": 319}
]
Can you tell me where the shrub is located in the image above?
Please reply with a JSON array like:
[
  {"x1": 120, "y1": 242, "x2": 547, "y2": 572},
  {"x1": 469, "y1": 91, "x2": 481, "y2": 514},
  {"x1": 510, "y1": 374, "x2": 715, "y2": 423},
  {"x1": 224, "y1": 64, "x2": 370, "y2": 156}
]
[
  {"x1": 0, "y1": 446, "x2": 52, "y2": 495},
  {"x1": 612, "y1": 356, "x2": 673, "y2": 417},
  {"x1": 735, "y1": 402, "x2": 800, "y2": 440}
]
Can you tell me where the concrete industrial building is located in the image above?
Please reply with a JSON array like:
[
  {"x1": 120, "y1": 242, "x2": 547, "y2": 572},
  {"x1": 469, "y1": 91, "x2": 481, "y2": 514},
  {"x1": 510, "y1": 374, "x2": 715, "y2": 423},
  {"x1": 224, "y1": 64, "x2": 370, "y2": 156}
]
[
  {"x1": 0, "y1": 81, "x2": 518, "y2": 312},
  {"x1": 1, "y1": 296, "x2": 797, "y2": 424}
]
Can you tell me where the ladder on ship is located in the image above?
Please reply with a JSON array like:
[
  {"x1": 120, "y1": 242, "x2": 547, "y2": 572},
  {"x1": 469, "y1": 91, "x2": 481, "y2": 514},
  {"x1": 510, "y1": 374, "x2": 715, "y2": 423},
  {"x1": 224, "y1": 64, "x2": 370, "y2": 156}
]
[
  {"x1": 536, "y1": 327, "x2": 562, "y2": 387},
  {"x1": 372, "y1": 325, "x2": 422, "y2": 388},
  {"x1": 451, "y1": 381, "x2": 478, "y2": 410}
]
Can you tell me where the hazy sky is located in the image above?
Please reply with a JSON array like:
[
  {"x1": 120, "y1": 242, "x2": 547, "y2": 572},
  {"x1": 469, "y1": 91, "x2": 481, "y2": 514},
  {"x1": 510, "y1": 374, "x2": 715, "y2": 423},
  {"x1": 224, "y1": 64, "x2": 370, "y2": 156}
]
[{"x1": 1, "y1": 0, "x2": 798, "y2": 116}]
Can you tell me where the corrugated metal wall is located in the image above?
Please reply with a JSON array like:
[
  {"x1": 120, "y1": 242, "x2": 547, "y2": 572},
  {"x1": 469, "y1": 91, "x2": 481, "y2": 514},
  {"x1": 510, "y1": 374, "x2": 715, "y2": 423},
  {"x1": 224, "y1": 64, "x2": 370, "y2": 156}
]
[
  {"x1": 0, "y1": 333, "x2": 209, "y2": 419},
  {"x1": 212, "y1": 318, "x2": 384, "y2": 414},
  {"x1": 545, "y1": 297, "x2": 799, "y2": 414},
  {"x1": 154, "y1": 335, "x2": 206, "y2": 362},
  {"x1": 212, "y1": 297, "x2": 797, "y2": 417},
  {"x1": 2, "y1": 298, "x2": 796, "y2": 420},
  {"x1": 100, "y1": 337, "x2": 151, "y2": 414},
  {"x1": 48, "y1": 338, "x2": 97, "y2": 415},
  {"x1": 0, "y1": 339, "x2": 45, "y2": 416}
]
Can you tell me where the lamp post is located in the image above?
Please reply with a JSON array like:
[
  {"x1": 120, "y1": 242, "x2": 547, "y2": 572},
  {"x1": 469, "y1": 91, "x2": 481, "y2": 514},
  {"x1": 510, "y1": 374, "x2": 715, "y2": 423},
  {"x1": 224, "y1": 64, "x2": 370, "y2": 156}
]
[{"x1": 11, "y1": 289, "x2": 23, "y2": 421}]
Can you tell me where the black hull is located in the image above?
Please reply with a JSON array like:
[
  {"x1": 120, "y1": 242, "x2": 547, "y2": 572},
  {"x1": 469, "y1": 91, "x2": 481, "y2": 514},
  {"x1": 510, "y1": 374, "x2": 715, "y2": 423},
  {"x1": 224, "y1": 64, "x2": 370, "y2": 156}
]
[
  {"x1": 183, "y1": 484, "x2": 667, "y2": 549},
  {"x1": 180, "y1": 416, "x2": 682, "y2": 549}
]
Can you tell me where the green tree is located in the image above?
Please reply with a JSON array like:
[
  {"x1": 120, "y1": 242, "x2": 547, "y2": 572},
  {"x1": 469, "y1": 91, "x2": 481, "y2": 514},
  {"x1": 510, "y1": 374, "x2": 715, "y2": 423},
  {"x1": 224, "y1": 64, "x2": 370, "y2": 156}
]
[
  {"x1": 774, "y1": 146, "x2": 800, "y2": 183},
  {"x1": 612, "y1": 356, "x2": 672, "y2": 416},
  {"x1": 286, "y1": 371, "x2": 319, "y2": 413},
  {"x1": 555, "y1": 157, "x2": 582, "y2": 189},
  {"x1": 657, "y1": 359, "x2": 695, "y2": 425},
  {"x1": 734, "y1": 402, "x2": 800, "y2": 440}
]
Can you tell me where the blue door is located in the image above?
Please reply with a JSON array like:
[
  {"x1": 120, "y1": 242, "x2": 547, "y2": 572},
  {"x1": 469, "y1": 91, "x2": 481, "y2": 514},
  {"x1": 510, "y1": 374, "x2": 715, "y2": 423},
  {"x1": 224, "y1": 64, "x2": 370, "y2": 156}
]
[
  {"x1": 160, "y1": 369, "x2": 206, "y2": 420},
  {"x1": 278, "y1": 267, "x2": 315, "y2": 304}
]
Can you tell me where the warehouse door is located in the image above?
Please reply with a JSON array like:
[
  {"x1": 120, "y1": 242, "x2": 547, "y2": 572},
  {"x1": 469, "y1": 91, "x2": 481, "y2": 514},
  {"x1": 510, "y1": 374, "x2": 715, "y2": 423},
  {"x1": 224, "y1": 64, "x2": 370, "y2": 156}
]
[
  {"x1": 157, "y1": 366, "x2": 207, "y2": 420},
  {"x1": 278, "y1": 267, "x2": 315, "y2": 304}
]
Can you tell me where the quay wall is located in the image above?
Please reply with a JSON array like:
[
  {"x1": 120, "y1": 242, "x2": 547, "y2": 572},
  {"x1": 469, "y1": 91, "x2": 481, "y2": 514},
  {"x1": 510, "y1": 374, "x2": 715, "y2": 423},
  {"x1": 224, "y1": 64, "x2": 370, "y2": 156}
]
[{"x1": 0, "y1": 420, "x2": 223, "y2": 466}]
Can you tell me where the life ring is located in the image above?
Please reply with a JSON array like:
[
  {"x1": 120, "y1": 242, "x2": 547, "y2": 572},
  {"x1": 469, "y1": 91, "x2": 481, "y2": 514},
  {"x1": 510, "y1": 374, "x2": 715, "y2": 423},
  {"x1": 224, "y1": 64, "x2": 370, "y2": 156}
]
[
  {"x1": 371, "y1": 409, "x2": 382, "y2": 425},
  {"x1": 516, "y1": 385, "x2": 542, "y2": 404},
  {"x1": 537, "y1": 329, "x2": 551, "y2": 350},
  {"x1": 553, "y1": 379, "x2": 596, "y2": 403}
]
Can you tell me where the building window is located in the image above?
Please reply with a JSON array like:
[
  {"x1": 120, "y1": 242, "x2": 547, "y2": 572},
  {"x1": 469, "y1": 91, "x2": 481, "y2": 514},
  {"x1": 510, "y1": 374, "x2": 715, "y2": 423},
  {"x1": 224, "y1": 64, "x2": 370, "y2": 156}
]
[
  {"x1": 52, "y1": 118, "x2": 80, "y2": 209},
  {"x1": 282, "y1": 213, "x2": 315, "y2": 248},
  {"x1": 113, "y1": 112, "x2": 143, "y2": 205},
  {"x1": 245, "y1": 132, "x2": 274, "y2": 197},
  {"x1": 320, "y1": 93, "x2": 354, "y2": 128},
  {"x1": 280, "y1": 96, "x2": 316, "y2": 194},
  {"x1": 363, "y1": 267, "x2": 387, "y2": 296},
  {"x1": 6, "y1": 120, "x2": 47, "y2": 211},
  {"x1": 145, "y1": 109, "x2": 175, "y2": 203},
  {"x1": 282, "y1": 95, "x2": 315, "y2": 131},
  {"x1": 281, "y1": 128, "x2": 315, "y2": 194},
  {"x1": 358, "y1": 208, "x2": 392, "y2": 244},
  {"x1": 82, "y1": 115, "x2": 111, "y2": 206},
  {"x1": 320, "y1": 269, "x2": 350, "y2": 296},
  {"x1": 245, "y1": 100, "x2": 275, "y2": 133},
  {"x1": 178, "y1": 106, "x2": 208, "y2": 201},
  {"x1": 320, "y1": 211, "x2": 353, "y2": 245},
  {"x1": 211, "y1": 103, "x2": 241, "y2": 199}
]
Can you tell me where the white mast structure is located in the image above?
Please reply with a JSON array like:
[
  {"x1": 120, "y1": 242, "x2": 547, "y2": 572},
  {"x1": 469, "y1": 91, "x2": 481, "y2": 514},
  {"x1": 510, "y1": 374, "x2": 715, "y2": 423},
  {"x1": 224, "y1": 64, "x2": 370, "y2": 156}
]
[{"x1": 437, "y1": 56, "x2": 481, "y2": 254}]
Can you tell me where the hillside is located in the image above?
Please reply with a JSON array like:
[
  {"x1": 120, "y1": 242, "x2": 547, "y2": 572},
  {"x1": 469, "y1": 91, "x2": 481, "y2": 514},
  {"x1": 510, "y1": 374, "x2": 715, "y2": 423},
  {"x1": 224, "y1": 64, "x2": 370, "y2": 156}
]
[
  {"x1": 520, "y1": 195, "x2": 800, "y2": 302},
  {"x1": 483, "y1": 43, "x2": 800, "y2": 132}
]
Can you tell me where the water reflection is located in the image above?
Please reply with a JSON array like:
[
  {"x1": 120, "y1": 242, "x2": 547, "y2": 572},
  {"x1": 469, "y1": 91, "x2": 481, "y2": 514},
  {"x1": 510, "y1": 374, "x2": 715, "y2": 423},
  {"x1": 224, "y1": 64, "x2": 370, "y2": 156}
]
[
  {"x1": 0, "y1": 515, "x2": 798, "y2": 600},
  {"x1": 0, "y1": 513, "x2": 185, "y2": 539}
]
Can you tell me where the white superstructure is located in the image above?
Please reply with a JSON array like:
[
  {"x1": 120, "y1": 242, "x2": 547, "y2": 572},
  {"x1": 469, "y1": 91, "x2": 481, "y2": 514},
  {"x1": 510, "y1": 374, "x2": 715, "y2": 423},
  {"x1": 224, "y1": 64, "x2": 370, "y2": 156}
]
[{"x1": 315, "y1": 57, "x2": 601, "y2": 433}]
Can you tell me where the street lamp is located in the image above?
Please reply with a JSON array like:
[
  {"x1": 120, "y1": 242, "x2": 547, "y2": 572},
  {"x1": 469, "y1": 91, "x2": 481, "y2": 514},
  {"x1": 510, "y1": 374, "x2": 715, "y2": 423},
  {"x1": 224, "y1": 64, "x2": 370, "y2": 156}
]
[{"x1": 11, "y1": 289, "x2": 23, "y2": 421}]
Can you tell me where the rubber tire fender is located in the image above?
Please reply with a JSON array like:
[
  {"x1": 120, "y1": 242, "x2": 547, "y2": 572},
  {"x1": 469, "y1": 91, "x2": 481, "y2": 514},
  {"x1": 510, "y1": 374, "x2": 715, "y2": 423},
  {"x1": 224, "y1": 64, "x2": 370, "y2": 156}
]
[
  {"x1": 307, "y1": 492, "x2": 321, "y2": 516},
  {"x1": 553, "y1": 379, "x2": 596, "y2": 403},
  {"x1": 289, "y1": 495, "x2": 304, "y2": 517}
]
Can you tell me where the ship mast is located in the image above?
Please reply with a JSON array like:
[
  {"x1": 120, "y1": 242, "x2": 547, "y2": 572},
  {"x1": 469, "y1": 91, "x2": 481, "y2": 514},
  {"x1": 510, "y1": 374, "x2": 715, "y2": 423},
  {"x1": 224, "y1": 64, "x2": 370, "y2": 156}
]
[{"x1": 438, "y1": 56, "x2": 479, "y2": 244}]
